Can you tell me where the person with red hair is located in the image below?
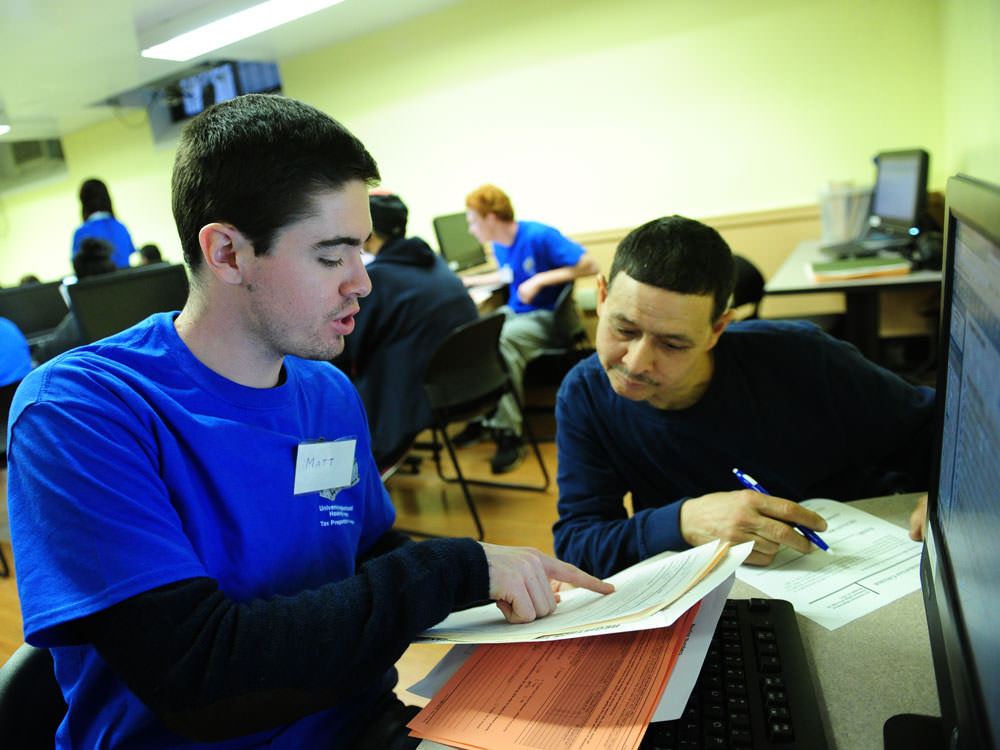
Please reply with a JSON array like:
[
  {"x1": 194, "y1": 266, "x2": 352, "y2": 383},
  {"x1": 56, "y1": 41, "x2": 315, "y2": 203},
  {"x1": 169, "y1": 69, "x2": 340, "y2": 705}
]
[{"x1": 458, "y1": 184, "x2": 598, "y2": 473}]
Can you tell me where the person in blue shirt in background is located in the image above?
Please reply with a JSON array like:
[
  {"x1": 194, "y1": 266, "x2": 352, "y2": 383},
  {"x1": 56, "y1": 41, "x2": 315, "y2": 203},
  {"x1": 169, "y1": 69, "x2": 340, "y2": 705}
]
[
  {"x1": 456, "y1": 184, "x2": 599, "y2": 473},
  {"x1": 1, "y1": 315, "x2": 32, "y2": 468},
  {"x1": 71, "y1": 178, "x2": 135, "y2": 269},
  {"x1": 8, "y1": 94, "x2": 611, "y2": 750},
  {"x1": 553, "y1": 215, "x2": 934, "y2": 578},
  {"x1": 0, "y1": 316, "x2": 32, "y2": 388}
]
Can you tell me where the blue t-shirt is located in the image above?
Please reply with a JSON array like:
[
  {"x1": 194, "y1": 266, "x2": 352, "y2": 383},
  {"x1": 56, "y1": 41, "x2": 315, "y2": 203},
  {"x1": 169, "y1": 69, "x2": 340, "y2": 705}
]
[
  {"x1": 0, "y1": 316, "x2": 32, "y2": 386},
  {"x1": 492, "y1": 220, "x2": 586, "y2": 313},
  {"x1": 8, "y1": 313, "x2": 397, "y2": 748},
  {"x1": 72, "y1": 213, "x2": 135, "y2": 268}
]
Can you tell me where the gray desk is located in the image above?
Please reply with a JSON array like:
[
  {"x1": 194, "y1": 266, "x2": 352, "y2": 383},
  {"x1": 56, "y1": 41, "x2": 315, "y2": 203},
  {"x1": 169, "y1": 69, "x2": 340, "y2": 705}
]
[
  {"x1": 732, "y1": 492, "x2": 939, "y2": 749},
  {"x1": 765, "y1": 240, "x2": 941, "y2": 362}
]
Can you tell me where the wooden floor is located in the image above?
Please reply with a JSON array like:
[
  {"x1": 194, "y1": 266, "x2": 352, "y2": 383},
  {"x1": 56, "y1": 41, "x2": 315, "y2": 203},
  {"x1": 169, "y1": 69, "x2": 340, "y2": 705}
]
[{"x1": 0, "y1": 432, "x2": 563, "y2": 707}]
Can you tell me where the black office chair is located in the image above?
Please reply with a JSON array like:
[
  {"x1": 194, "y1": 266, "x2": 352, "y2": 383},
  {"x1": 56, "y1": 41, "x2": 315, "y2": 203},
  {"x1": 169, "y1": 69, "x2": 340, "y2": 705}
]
[
  {"x1": 377, "y1": 435, "x2": 423, "y2": 484},
  {"x1": 731, "y1": 255, "x2": 766, "y2": 319},
  {"x1": 0, "y1": 643, "x2": 67, "y2": 746},
  {"x1": 421, "y1": 312, "x2": 550, "y2": 540},
  {"x1": 521, "y1": 283, "x2": 595, "y2": 427}
]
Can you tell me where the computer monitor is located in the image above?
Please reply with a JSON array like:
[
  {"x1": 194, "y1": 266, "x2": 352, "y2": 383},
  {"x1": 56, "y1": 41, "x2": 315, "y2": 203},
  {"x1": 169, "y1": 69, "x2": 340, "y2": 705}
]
[
  {"x1": 433, "y1": 212, "x2": 487, "y2": 272},
  {"x1": 867, "y1": 149, "x2": 930, "y2": 238},
  {"x1": 0, "y1": 281, "x2": 69, "y2": 343},
  {"x1": 170, "y1": 61, "x2": 282, "y2": 123},
  {"x1": 67, "y1": 263, "x2": 190, "y2": 344},
  {"x1": 887, "y1": 175, "x2": 1000, "y2": 749}
]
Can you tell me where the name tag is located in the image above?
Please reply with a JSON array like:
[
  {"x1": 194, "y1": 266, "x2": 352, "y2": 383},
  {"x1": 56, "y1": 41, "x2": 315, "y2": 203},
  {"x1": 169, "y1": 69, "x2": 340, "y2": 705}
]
[{"x1": 293, "y1": 439, "x2": 356, "y2": 495}]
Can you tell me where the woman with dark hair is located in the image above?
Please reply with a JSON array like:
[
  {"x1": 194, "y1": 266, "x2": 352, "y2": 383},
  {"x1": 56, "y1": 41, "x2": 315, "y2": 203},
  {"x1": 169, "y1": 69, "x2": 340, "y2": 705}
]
[{"x1": 71, "y1": 178, "x2": 135, "y2": 269}]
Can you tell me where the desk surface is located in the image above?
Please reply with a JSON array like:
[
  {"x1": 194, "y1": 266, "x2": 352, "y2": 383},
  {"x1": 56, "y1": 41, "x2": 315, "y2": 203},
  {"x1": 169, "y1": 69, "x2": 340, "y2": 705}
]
[
  {"x1": 415, "y1": 493, "x2": 938, "y2": 750},
  {"x1": 733, "y1": 492, "x2": 938, "y2": 749},
  {"x1": 766, "y1": 240, "x2": 942, "y2": 296}
]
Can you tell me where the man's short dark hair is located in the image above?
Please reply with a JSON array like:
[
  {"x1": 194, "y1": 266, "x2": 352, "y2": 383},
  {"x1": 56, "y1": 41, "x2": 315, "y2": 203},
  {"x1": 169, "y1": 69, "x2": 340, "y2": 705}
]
[
  {"x1": 369, "y1": 193, "x2": 408, "y2": 239},
  {"x1": 609, "y1": 215, "x2": 735, "y2": 322},
  {"x1": 171, "y1": 94, "x2": 380, "y2": 270},
  {"x1": 73, "y1": 237, "x2": 117, "y2": 278}
]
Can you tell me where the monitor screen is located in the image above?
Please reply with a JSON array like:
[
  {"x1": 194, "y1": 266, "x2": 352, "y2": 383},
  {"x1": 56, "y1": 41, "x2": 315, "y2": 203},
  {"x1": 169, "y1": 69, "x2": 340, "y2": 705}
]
[
  {"x1": 67, "y1": 264, "x2": 190, "y2": 344},
  {"x1": 170, "y1": 61, "x2": 282, "y2": 123},
  {"x1": 870, "y1": 149, "x2": 929, "y2": 231},
  {"x1": 915, "y1": 174, "x2": 1000, "y2": 750},
  {"x1": 433, "y1": 212, "x2": 487, "y2": 272},
  {"x1": 0, "y1": 281, "x2": 68, "y2": 342}
]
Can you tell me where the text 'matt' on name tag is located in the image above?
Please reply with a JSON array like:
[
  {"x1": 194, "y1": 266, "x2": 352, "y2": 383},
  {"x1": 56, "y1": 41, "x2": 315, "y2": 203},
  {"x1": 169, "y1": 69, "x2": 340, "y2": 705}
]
[{"x1": 293, "y1": 439, "x2": 356, "y2": 495}]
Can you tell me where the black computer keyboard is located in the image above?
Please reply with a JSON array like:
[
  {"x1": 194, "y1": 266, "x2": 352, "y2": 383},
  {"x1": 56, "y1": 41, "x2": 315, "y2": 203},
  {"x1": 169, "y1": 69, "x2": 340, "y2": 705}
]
[{"x1": 639, "y1": 599, "x2": 828, "y2": 749}]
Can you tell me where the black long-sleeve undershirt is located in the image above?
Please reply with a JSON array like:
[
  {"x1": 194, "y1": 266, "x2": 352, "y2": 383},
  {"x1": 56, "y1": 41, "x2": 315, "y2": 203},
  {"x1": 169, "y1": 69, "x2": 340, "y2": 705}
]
[{"x1": 62, "y1": 532, "x2": 488, "y2": 742}]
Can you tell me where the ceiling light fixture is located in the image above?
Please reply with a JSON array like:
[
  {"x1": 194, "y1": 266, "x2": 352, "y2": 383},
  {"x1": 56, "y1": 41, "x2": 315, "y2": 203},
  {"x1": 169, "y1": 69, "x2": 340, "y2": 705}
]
[{"x1": 140, "y1": 0, "x2": 345, "y2": 62}]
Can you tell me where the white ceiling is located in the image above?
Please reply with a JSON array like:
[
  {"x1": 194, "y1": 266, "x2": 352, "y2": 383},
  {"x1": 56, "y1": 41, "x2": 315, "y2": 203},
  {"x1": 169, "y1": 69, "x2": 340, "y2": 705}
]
[{"x1": 0, "y1": 0, "x2": 467, "y2": 142}]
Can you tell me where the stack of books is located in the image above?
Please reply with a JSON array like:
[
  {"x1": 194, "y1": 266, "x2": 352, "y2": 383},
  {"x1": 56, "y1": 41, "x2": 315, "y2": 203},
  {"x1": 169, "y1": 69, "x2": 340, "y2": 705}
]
[{"x1": 808, "y1": 255, "x2": 912, "y2": 282}]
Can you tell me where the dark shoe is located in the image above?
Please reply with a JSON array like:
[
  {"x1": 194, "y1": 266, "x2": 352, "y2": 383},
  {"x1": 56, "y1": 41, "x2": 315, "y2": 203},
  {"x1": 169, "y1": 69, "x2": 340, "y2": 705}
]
[
  {"x1": 451, "y1": 421, "x2": 488, "y2": 448},
  {"x1": 490, "y1": 431, "x2": 524, "y2": 474}
]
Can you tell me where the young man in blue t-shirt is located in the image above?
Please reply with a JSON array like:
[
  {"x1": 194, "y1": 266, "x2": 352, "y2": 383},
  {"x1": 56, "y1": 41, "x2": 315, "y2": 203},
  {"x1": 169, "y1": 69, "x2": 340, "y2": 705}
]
[
  {"x1": 7, "y1": 95, "x2": 611, "y2": 750},
  {"x1": 553, "y1": 215, "x2": 934, "y2": 578},
  {"x1": 458, "y1": 184, "x2": 599, "y2": 473}
]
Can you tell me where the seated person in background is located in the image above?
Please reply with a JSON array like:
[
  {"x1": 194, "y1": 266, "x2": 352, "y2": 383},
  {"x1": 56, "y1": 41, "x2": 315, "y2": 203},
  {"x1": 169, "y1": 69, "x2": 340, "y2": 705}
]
[
  {"x1": 0, "y1": 316, "x2": 32, "y2": 387},
  {"x1": 32, "y1": 237, "x2": 118, "y2": 364},
  {"x1": 72, "y1": 178, "x2": 135, "y2": 269},
  {"x1": 456, "y1": 184, "x2": 599, "y2": 473},
  {"x1": 553, "y1": 215, "x2": 935, "y2": 578},
  {"x1": 18, "y1": 273, "x2": 41, "y2": 285},
  {"x1": 7, "y1": 94, "x2": 611, "y2": 749},
  {"x1": 137, "y1": 242, "x2": 165, "y2": 265},
  {"x1": 336, "y1": 192, "x2": 479, "y2": 470},
  {"x1": 1, "y1": 316, "x2": 31, "y2": 466}
]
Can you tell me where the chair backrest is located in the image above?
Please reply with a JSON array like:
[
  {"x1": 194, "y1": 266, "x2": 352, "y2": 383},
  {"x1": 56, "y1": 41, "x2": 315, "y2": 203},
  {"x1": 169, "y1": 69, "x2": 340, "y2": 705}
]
[
  {"x1": 731, "y1": 255, "x2": 765, "y2": 319},
  {"x1": 423, "y1": 312, "x2": 510, "y2": 423},
  {"x1": 550, "y1": 283, "x2": 588, "y2": 349},
  {"x1": 67, "y1": 263, "x2": 189, "y2": 343},
  {"x1": 0, "y1": 282, "x2": 68, "y2": 343},
  {"x1": 0, "y1": 643, "x2": 66, "y2": 745}
]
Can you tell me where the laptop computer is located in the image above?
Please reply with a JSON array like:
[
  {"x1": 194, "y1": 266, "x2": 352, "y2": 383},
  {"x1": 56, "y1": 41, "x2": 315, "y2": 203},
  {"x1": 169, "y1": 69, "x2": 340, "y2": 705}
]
[{"x1": 433, "y1": 212, "x2": 488, "y2": 273}]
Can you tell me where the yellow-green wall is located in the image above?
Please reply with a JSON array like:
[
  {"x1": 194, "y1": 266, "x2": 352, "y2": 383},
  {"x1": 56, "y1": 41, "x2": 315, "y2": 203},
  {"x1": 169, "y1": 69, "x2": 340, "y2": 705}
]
[{"x1": 0, "y1": 0, "x2": 996, "y2": 286}]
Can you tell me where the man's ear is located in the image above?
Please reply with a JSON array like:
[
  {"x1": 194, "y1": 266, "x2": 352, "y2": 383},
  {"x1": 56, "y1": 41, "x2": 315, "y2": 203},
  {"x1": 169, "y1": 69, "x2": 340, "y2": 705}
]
[
  {"x1": 198, "y1": 223, "x2": 247, "y2": 286},
  {"x1": 595, "y1": 273, "x2": 609, "y2": 316},
  {"x1": 708, "y1": 309, "x2": 735, "y2": 349}
]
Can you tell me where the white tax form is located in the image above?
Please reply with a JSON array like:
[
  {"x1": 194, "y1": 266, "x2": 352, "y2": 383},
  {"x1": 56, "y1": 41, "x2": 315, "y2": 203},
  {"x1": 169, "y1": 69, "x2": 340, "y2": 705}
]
[{"x1": 735, "y1": 498, "x2": 922, "y2": 630}]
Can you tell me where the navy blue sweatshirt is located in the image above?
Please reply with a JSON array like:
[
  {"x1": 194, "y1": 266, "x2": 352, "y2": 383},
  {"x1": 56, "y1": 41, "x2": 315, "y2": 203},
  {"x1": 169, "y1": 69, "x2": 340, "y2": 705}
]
[{"x1": 553, "y1": 320, "x2": 935, "y2": 577}]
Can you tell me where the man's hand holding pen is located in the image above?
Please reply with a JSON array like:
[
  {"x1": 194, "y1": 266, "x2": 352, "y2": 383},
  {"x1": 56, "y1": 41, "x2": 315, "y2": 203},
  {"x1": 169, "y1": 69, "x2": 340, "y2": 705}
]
[{"x1": 678, "y1": 490, "x2": 829, "y2": 566}]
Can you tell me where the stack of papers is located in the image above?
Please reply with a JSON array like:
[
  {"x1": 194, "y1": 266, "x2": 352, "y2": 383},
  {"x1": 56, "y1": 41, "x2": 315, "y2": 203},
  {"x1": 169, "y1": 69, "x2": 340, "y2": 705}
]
[
  {"x1": 407, "y1": 539, "x2": 754, "y2": 750},
  {"x1": 406, "y1": 500, "x2": 925, "y2": 748}
]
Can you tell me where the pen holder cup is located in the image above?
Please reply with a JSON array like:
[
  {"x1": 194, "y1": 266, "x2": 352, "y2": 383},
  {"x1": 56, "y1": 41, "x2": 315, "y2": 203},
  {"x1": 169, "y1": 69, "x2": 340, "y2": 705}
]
[{"x1": 819, "y1": 183, "x2": 872, "y2": 245}]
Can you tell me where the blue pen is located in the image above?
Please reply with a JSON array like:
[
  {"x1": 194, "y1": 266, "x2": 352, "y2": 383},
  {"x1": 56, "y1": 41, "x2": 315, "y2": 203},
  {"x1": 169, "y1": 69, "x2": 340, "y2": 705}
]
[{"x1": 731, "y1": 468, "x2": 831, "y2": 551}]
